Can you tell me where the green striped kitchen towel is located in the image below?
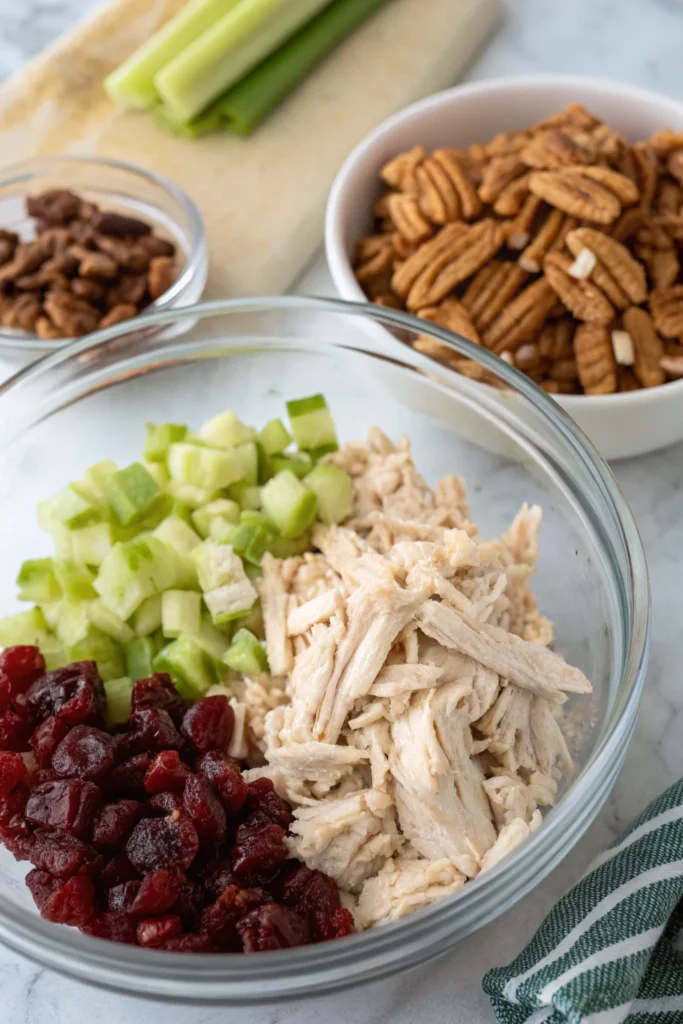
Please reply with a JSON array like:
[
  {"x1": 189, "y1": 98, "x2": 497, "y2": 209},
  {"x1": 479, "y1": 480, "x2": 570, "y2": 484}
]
[{"x1": 483, "y1": 778, "x2": 683, "y2": 1024}]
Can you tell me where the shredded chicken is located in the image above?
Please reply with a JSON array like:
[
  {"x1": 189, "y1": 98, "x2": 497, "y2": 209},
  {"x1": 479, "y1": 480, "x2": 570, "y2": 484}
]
[{"x1": 241, "y1": 429, "x2": 593, "y2": 929}]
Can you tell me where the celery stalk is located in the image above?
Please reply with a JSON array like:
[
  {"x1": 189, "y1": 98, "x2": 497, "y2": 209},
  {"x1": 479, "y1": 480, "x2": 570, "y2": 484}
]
[
  {"x1": 155, "y1": 0, "x2": 334, "y2": 123},
  {"x1": 104, "y1": 0, "x2": 243, "y2": 109}
]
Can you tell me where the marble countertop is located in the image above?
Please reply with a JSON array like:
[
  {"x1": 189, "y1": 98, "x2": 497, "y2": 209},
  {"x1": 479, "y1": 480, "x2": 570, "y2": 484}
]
[{"x1": 1, "y1": 1, "x2": 683, "y2": 1022}]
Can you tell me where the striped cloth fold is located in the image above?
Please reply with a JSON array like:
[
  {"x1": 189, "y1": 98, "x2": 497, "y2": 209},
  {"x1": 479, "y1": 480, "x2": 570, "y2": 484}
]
[{"x1": 483, "y1": 778, "x2": 683, "y2": 1024}]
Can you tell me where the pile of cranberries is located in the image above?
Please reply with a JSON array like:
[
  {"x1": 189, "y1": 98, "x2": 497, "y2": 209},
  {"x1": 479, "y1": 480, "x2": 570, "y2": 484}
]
[{"x1": 0, "y1": 646, "x2": 354, "y2": 952}]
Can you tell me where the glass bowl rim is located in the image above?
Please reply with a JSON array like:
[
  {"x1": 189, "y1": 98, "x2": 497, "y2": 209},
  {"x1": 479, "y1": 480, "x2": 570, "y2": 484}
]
[
  {"x1": 0, "y1": 153, "x2": 206, "y2": 353},
  {"x1": 0, "y1": 295, "x2": 651, "y2": 999}
]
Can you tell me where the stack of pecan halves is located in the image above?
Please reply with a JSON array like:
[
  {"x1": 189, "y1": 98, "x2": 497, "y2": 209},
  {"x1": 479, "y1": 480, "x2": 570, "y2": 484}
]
[
  {"x1": 0, "y1": 189, "x2": 178, "y2": 340},
  {"x1": 353, "y1": 103, "x2": 683, "y2": 395}
]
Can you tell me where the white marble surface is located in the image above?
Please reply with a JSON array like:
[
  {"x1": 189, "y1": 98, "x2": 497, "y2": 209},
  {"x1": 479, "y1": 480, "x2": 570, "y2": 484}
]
[{"x1": 1, "y1": 0, "x2": 683, "y2": 1021}]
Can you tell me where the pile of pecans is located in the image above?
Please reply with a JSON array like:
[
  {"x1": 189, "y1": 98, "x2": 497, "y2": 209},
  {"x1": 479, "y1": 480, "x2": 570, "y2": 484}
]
[
  {"x1": 353, "y1": 103, "x2": 683, "y2": 395},
  {"x1": 0, "y1": 189, "x2": 178, "y2": 340}
]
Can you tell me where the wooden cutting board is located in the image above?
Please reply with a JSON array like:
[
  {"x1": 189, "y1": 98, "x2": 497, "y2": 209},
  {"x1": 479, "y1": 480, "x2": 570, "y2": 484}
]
[{"x1": 0, "y1": 0, "x2": 500, "y2": 297}]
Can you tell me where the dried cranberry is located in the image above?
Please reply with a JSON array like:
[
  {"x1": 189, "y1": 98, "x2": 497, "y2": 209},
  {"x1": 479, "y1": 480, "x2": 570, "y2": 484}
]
[
  {"x1": 326, "y1": 906, "x2": 356, "y2": 940},
  {"x1": 231, "y1": 822, "x2": 288, "y2": 882},
  {"x1": 0, "y1": 828, "x2": 34, "y2": 861},
  {"x1": 199, "y1": 884, "x2": 268, "y2": 945},
  {"x1": 27, "y1": 190, "x2": 81, "y2": 225},
  {"x1": 104, "y1": 753, "x2": 151, "y2": 798},
  {"x1": 41, "y1": 873, "x2": 96, "y2": 926},
  {"x1": 0, "y1": 645, "x2": 46, "y2": 695},
  {"x1": 183, "y1": 775, "x2": 227, "y2": 844},
  {"x1": 237, "y1": 902, "x2": 309, "y2": 952},
  {"x1": 203, "y1": 863, "x2": 238, "y2": 900},
  {"x1": 26, "y1": 868, "x2": 60, "y2": 912},
  {"x1": 181, "y1": 697, "x2": 233, "y2": 755},
  {"x1": 124, "y1": 707, "x2": 183, "y2": 755},
  {"x1": 281, "y1": 865, "x2": 353, "y2": 942},
  {"x1": 148, "y1": 791, "x2": 184, "y2": 815},
  {"x1": 0, "y1": 783, "x2": 29, "y2": 836},
  {"x1": 126, "y1": 813, "x2": 199, "y2": 873},
  {"x1": 0, "y1": 672, "x2": 10, "y2": 711},
  {"x1": 197, "y1": 752, "x2": 247, "y2": 816},
  {"x1": 0, "y1": 706, "x2": 32, "y2": 752},
  {"x1": 30, "y1": 716, "x2": 69, "y2": 768},
  {"x1": 99, "y1": 852, "x2": 139, "y2": 888},
  {"x1": 0, "y1": 750, "x2": 27, "y2": 797},
  {"x1": 145, "y1": 750, "x2": 189, "y2": 794},
  {"x1": 107, "y1": 880, "x2": 141, "y2": 912},
  {"x1": 175, "y1": 879, "x2": 205, "y2": 924},
  {"x1": 164, "y1": 932, "x2": 216, "y2": 952},
  {"x1": 91, "y1": 799, "x2": 140, "y2": 848},
  {"x1": 245, "y1": 778, "x2": 293, "y2": 829},
  {"x1": 130, "y1": 867, "x2": 183, "y2": 916},
  {"x1": 52, "y1": 725, "x2": 115, "y2": 781},
  {"x1": 25, "y1": 778, "x2": 101, "y2": 837},
  {"x1": 93, "y1": 211, "x2": 152, "y2": 239},
  {"x1": 132, "y1": 675, "x2": 185, "y2": 727},
  {"x1": 30, "y1": 829, "x2": 99, "y2": 878},
  {"x1": 27, "y1": 662, "x2": 105, "y2": 727},
  {"x1": 81, "y1": 911, "x2": 137, "y2": 944},
  {"x1": 137, "y1": 914, "x2": 183, "y2": 948}
]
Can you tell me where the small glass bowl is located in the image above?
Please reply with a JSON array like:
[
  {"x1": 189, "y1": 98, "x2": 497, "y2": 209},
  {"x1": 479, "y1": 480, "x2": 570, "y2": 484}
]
[
  {"x1": 0, "y1": 155, "x2": 207, "y2": 364},
  {"x1": 0, "y1": 298, "x2": 650, "y2": 1004}
]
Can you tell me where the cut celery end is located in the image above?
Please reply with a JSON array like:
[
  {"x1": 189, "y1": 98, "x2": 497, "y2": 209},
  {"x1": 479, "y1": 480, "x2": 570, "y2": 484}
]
[
  {"x1": 229, "y1": 483, "x2": 261, "y2": 510},
  {"x1": 286, "y1": 394, "x2": 338, "y2": 451},
  {"x1": 198, "y1": 410, "x2": 256, "y2": 449},
  {"x1": 192, "y1": 498, "x2": 240, "y2": 539},
  {"x1": 71, "y1": 521, "x2": 115, "y2": 567},
  {"x1": 204, "y1": 578, "x2": 258, "y2": 624},
  {"x1": 106, "y1": 463, "x2": 162, "y2": 527},
  {"x1": 43, "y1": 484, "x2": 100, "y2": 530},
  {"x1": 304, "y1": 464, "x2": 353, "y2": 525},
  {"x1": 261, "y1": 470, "x2": 317, "y2": 538},
  {"x1": 104, "y1": 676, "x2": 134, "y2": 726},
  {"x1": 124, "y1": 636, "x2": 157, "y2": 680},
  {"x1": 54, "y1": 559, "x2": 97, "y2": 602},
  {"x1": 167, "y1": 442, "x2": 246, "y2": 491},
  {"x1": 189, "y1": 615, "x2": 232, "y2": 661},
  {"x1": 268, "y1": 451, "x2": 313, "y2": 479},
  {"x1": 153, "y1": 516, "x2": 202, "y2": 558},
  {"x1": 144, "y1": 421, "x2": 188, "y2": 462},
  {"x1": 56, "y1": 601, "x2": 92, "y2": 647},
  {"x1": 132, "y1": 594, "x2": 163, "y2": 637},
  {"x1": 162, "y1": 590, "x2": 202, "y2": 638},
  {"x1": 258, "y1": 418, "x2": 291, "y2": 456},
  {"x1": 88, "y1": 599, "x2": 135, "y2": 644},
  {"x1": 70, "y1": 629, "x2": 125, "y2": 682},
  {"x1": 154, "y1": 635, "x2": 217, "y2": 700},
  {"x1": 0, "y1": 607, "x2": 49, "y2": 647},
  {"x1": 223, "y1": 627, "x2": 268, "y2": 675},
  {"x1": 17, "y1": 558, "x2": 61, "y2": 603},
  {"x1": 74, "y1": 460, "x2": 118, "y2": 510}
]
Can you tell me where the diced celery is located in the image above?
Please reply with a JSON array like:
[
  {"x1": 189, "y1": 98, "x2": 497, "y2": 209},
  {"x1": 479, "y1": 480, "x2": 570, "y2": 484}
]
[
  {"x1": 304, "y1": 464, "x2": 353, "y2": 525},
  {"x1": 267, "y1": 529, "x2": 313, "y2": 558},
  {"x1": 170, "y1": 501, "x2": 194, "y2": 526},
  {"x1": 104, "y1": 676, "x2": 134, "y2": 726},
  {"x1": 132, "y1": 594, "x2": 163, "y2": 637},
  {"x1": 124, "y1": 636, "x2": 157, "y2": 680},
  {"x1": 71, "y1": 521, "x2": 115, "y2": 567},
  {"x1": 268, "y1": 451, "x2": 313, "y2": 479},
  {"x1": 56, "y1": 601, "x2": 92, "y2": 646},
  {"x1": 153, "y1": 516, "x2": 202, "y2": 558},
  {"x1": 192, "y1": 540, "x2": 245, "y2": 592},
  {"x1": 43, "y1": 643, "x2": 69, "y2": 671},
  {"x1": 258, "y1": 417, "x2": 291, "y2": 456},
  {"x1": 229, "y1": 483, "x2": 261, "y2": 509},
  {"x1": 40, "y1": 485, "x2": 100, "y2": 530},
  {"x1": 144, "y1": 422, "x2": 188, "y2": 462},
  {"x1": 95, "y1": 536, "x2": 177, "y2": 620},
  {"x1": 73, "y1": 460, "x2": 118, "y2": 509},
  {"x1": 106, "y1": 463, "x2": 162, "y2": 527},
  {"x1": 88, "y1": 599, "x2": 135, "y2": 644},
  {"x1": 54, "y1": 560, "x2": 97, "y2": 602},
  {"x1": 52, "y1": 525, "x2": 75, "y2": 561},
  {"x1": 198, "y1": 411, "x2": 256, "y2": 449},
  {"x1": 168, "y1": 481, "x2": 218, "y2": 509},
  {"x1": 223, "y1": 627, "x2": 268, "y2": 675},
  {"x1": 213, "y1": 518, "x2": 271, "y2": 566},
  {"x1": 0, "y1": 607, "x2": 49, "y2": 647},
  {"x1": 286, "y1": 394, "x2": 338, "y2": 451},
  {"x1": 70, "y1": 629, "x2": 125, "y2": 681},
  {"x1": 192, "y1": 498, "x2": 240, "y2": 539},
  {"x1": 167, "y1": 443, "x2": 246, "y2": 491},
  {"x1": 233, "y1": 441, "x2": 258, "y2": 485},
  {"x1": 154, "y1": 635, "x2": 217, "y2": 700},
  {"x1": 189, "y1": 615, "x2": 232, "y2": 661},
  {"x1": 261, "y1": 470, "x2": 317, "y2": 538},
  {"x1": 16, "y1": 558, "x2": 61, "y2": 603},
  {"x1": 203, "y1": 579, "x2": 258, "y2": 624},
  {"x1": 40, "y1": 601, "x2": 62, "y2": 631},
  {"x1": 143, "y1": 461, "x2": 170, "y2": 489},
  {"x1": 162, "y1": 590, "x2": 202, "y2": 638},
  {"x1": 308, "y1": 442, "x2": 339, "y2": 460},
  {"x1": 229, "y1": 602, "x2": 264, "y2": 638}
]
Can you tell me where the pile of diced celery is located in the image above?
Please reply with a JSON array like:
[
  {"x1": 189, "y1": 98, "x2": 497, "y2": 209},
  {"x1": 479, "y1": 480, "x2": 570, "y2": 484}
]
[{"x1": 0, "y1": 395, "x2": 352, "y2": 716}]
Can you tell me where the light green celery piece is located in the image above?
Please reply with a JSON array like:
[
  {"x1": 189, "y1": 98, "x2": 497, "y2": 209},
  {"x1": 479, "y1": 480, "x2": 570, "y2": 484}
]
[
  {"x1": 56, "y1": 601, "x2": 92, "y2": 647},
  {"x1": 106, "y1": 463, "x2": 162, "y2": 527},
  {"x1": 261, "y1": 469, "x2": 317, "y2": 538},
  {"x1": 124, "y1": 636, "x2": 157, "y2": 680},
  {"x1": 155, "y1": 0, "x2": 333, "y2": 122},
  {"x1": 154, "y1": 635, "x2": 217, "y2": 699},
  {"x1": 132, "y1": 594, "x2": 163, "y2": 637},
  {"x1": 94, "y1": 536, "x2": 177, "y2": 620},
  {"x1": 167, "y1": 442, "x2": 246, "y2": 491},
  {"x1": 40, "y1": 601, "x2": 62, "y2": 631},
  {"x1": 286, "y1": 393, "x2": 337, "y2": 450},
  {"x1": 71, "y1": 521, "x2": 115, "y2": 567},
  {"x1": 104, "y1": 0, "x2": 242, "y2": 109},
  {"x1": 258, "y1": 418, "x2": 291, "y2": 456},
  {"x1": 304, "y1": 464, "x2": 353, "y2": 525},
  {"x1": 143, "y1": 461, "x2": 170, "y2": 490},
  {"x1": 16, "y1": 558, "x2": 61, "y2": 603},
  {"x1": 153, "y1": 516, "x2": 202, "y2": 558},
  {"x1": 229, "y1": 483, "x2": 261, "y2": 510},
  {"x1": 198, "y1": 411, "x2": 256, "y2": 449},
  {"x1": 192, "y1": 498, "x2": 240, "y2": 539},
  {"x1": 0, "y1": 607, "x2": 49, "y2": 647},
  {"x1": 74, "y1": 460, "x2": 118, "y2": 510},
  {"x1": 223, "y1": 627, "x2": 268, "y2": 675},
  {"x1": 189, "y1": 615, "x2": 232, "y2": 661},
  {"x1": 70, "y1": 629, "x2": 125, "y2": 681},
  {"x1": 88, "y1": 600, "x2": 135, "y2": 644},
  {"x1": 40, "y1": 485, "x2": 100, "y2": 531},
  {"x1": 144, "y1": 421, "x2": 188, "y2": 463},
  {"x1": 104, "y1": 676, "x2": 134, "y2": 726},
  {"x1": 162, "y1": 589, "x2": 202, "y2": 638},
  {"x1": 268, "y1": 451, "x2": 312, "y2": 479},
  {"x1": 54, "y1": 560, "x2": 97, "y2": 601},
  {"x1": 192, "y1": 540, "x2": 245, "y2": 591},
  {"x1": 168, "y1": 480, "x2": 218, "y2": 509},
  {"x1": 204, "y1": 579, "x2": 258, "y2": 624}
]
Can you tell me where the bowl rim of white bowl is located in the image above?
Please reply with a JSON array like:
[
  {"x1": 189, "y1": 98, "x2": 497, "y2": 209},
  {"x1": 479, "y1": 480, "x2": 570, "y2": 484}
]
[{"x1": 325, "y1": 72, "x2": 683, "y2": 412}]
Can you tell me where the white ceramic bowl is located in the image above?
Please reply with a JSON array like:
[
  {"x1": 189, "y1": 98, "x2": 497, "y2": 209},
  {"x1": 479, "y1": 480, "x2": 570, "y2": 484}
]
[{"x1": 325, "y1": 74, "x2": 683, "y2": 461}]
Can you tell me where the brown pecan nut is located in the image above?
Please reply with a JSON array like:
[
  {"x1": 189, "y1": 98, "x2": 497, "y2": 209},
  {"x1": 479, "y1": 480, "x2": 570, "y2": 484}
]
[
  {"x1": 565, "y1": 227, "x2": 647, "y2": 305},
  {"x1": 537, "y1": 318, "x2": 575, "y2": 361},
  {"x1": 71, "y1": 277, "x2": 107, "y2": 304},
  {"x1": 0, "y1": 229, "x2": 18, "y2": 266},
  {"x1": 493, "y1": 173, "x2": 532, "y2": 217},
  {"x1": 106, "y1": 272, "x2": 148, "y2": 310},
  {"x1": 26, "y1": 189, "x2": 81, "y2": 225},
  {"x1": 43, "y1": 293, "x2": 100, "y2": 336},
  {"x1": 35, "y1": 315, "x2": 62, "y2": 340},
  {"x1": 417, "y1": 297, "x2": 481, "y2": 345},
  {"x1": 482, "y1": 277, "x2": 558, "y2": 354},
  {"x1": 387, "y1": 193, "x2": 434, "y2": 244},
  {"x1": 660, "y1": 354, "x2": 683, "y2": 377},
  {"x1": 138, "y1": 234, "x2": 176, "y2": 259},
  {"x1": 562, "y1": 165, "x2": 639, "y2": 205},
  {"x1": 380, "y1": 146, "x2": 425, "y2": 192},
  {"x1": 432, "y1": 149, "x2": 482, "y2": 221},
  {"x1": 2, "y1": 293, "x2": 42, "y2": 331},
  {"x1": 148, "y1": 256, "x2": 177, "y2": 301},
  {"x1": 549, "y1": 357, "x2": 579, "y2": 381},
  {"x1": 67, "y1": 244, "x2": 118, "y2": 280},
  {"x1": 532, "y1": 103, "x2": 602, "y2": 133},
  {"x1": 632, "y1": 146, "x2": 658, "y2": 211},
  {"x1": 484, "y1": 131, "x2": 529, "y2": 158},
  {"x1": 619, "y1": 367, "x2": 642, "y2": 392},
  {"x1": 391, "y1": 223, "x2": 469, "y2": 300},
  {"x1": 544, "y1": 252, "x2": 614, "y2": 324},
  {"x1": 650, "y1": 249, "x2": 680, "y2": 290},
  {"x1": 461, "y1": 261, "x2": 528, "y2": 331},
  {"x1": 99, "y1": 303, "x2": 138, "y2": 329},
  {"x1": 622, "y1": 306, "x2": 665, "y2": 388},
  {"x1": 0, "y1": 239, "x2": 52, "y2": 283},
  {"x1": 655, "y1": 180, "x2": 683, "y2": 215},
  {"x1": 95, "y1": 234, "x2": 151, "y2": 272},
  {"x1": 406, "y1": 219, "x2": 505, "y2": 310},
  {"x1": 518, "y1": 209, "x2": 567, "y2": 272},
  {"x1": 506, "y1": 195, "x2": 544, "y2": 250},
  {"x1": 573, "y1": 323, "x2": 618, "y2": 394},
  {"x1": 353, "y1": 235, "x2": 395, "y2": 297},
  {"x1": 648, "y1": 129, "x2": 683, "y2": 155},
  {"x1": 92, "y1": 211, "x2": 152, "y2": 239},
  {"x1": 529, "y1": 169, "x2": 622, "y2": 224},
  {"x1": 520, "y1": 127, "x2": 597, "y2": 170},
  {"x1": 477, "y1": 156, "x2": 526, "y2": 204},
  {"x1": 610, "y1": 208, "x2": 645, "y2": 244},
  {"x1": 415, "y1": 161, "x2": 461, "y2": 224},
  {"x1": 649, "y1": 286, "x2": 683, "y2": 337},
  {"x1": 667, "y1": 150, "x2": 683, "y2": 186}
]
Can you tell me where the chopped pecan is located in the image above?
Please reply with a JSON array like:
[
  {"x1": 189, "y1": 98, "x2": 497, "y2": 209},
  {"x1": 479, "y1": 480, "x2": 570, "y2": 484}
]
[
  {"x1": 148, "y1": 256, "x2": 177, "y2": 301},
  {"x1": 565, "y1": 227, "x2": 647, "y2": 305},
  {"x1": 43, "y1": 292, "x2": 100, "y2": 336},
  {"x1": 610, "y1": 207, "x2": 645, "y2": 244},
  {"x1": 0, "y1": 239, "x2": 52, "y2": 283},
  {"x1": 477, "y1": 156, "x2": 526, "y2": 204},
  {"x1": 482, "y1": 277, "x2": 558, "y2": 354},
  {"x1": 92, "y1": 211, "x2": 152, "y2": 239},
  {"x1": 520, "y1": 127, "x2": 597, "y2": 170},
  {"x1": 507, "y1": 195, "x2": 544, "y2": 250},
  {"x1": 380, "y1": 146, "x2": 425, "y2": 192},
  {"x1": 537, "y1": 317, "x2": 575, "y2": 361},
  {"x1": 387, "y1": 193, "x2": 434, "y2": 243},
  {"x1": 649, "y1": 286, "x2": 683, "y2": 337},
  {"x1": 529, "y1": 169, "x2": 623, "y2": 223},
  {"x1": 518, "y1": 208, "x2": 567, "y2": 272},
  {"x1": 632, "y1": 146, "x2": 658, "y2": 212},
  {"x1": 415, "y1": 161, "x2": 461, "y2": 224},
  {"x1": 15, "y1": 268, "x2": 70, "y2": 292},
  {"x1": 432, "y1": 149, "x2": 482, "y2": 221},
  {"x1": 622, "y1": 306, "x2": 665, "y2": 387},
  {"x1": 405, "y1": 219, "x2": 505, "y2": 310},
  {"x1": 2, "y1": 293, "x2": 42, "y2": 331},
  {"x1": 655, "y1": 179, "x2": 683, "y2": 215},
  {"x1": 68, "y1": 245, "x2": 118, "y2": 280},
  {"x1": 391, "y1": 222, "x2": 469, "y2": 299},
  {"x1": 98, "y1": 303, "x2": 138, "y2": 329},
  {"x1": 68, "y1": 219, "x2": 96, "y2": 245},
  {"x1": 574, "y1": 323, "x2": 618, "y2": 394},
  {"x1": 493, "y1": 173, "x2": 532, "y2": 216},
  {"x1": 26, "y1": 190, "x2": 80, "y2": 225},
  {"x1": 417, "y1": 297, "x2": 480, "y2": 344},
  {"x1": 461, "y1": 261, "x2": 528, "y2": 331},
  {"x1": 544, "y1": 252, "x2": 614, "y2": 324}
]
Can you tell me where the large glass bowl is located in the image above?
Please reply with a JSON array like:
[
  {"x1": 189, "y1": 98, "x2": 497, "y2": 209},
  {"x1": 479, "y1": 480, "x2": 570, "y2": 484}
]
[{"x1": 0, "y1": 298, "x2": 649, "y2": 1004}]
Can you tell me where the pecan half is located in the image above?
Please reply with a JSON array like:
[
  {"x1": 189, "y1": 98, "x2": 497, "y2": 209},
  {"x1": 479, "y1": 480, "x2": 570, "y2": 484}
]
[
  {"x1": 648, "y1": 129, "x2": 683, "y2": 155},
  {"x1": 622, "y1": 306, "x2": 665, "y2": 387},
  {"x1": 493, "y1": 173, "x2": 532, "y2": 216},
  {"x1": 417, "y1": 297, "x2": 480, "y2": 344},
  {"x1": 506, "y1": 195, "x2": 544, "y2": 250},
  {"x1": 519, "y1": 209, "x2": 567, "y2": 272},
  {"x1": 574, "y1": 323, "x2": 618, "y2": 394},
  {"x1": 632, "y1": 146, "x2": 658, "y2": 212},
  {"x1": 537, "y1": 317, "x2": 575, "y2": 361},
  {"x1": 353, "y1": 235, "x2": 395, "y2": 296},
  {"x1": 667, "y1": 150, "x2": 683, "y2": 186},
  {"x1": 387, "y1": 193, "x2": 434, "y2": 244},
  {"x1": 406, "y1": 219, "x2": 505, "y2": 310},
  {"x1": 99, "y1": 303, "x2": 138, "y2": 329},
  {"x1": 391, "y1": 223, "x2": 469, "y2": 299},
  {"x1": 532, "y1": 103, "x2": 602, "y2": 133},
  {"x1": 380, "y1": 146, "x2": 425, "y2": 192},
  {"x1": 544, "y1": 252, "x2": 614, "y2": 324},
  {"x1": 520, "y1": 127, "x2": 597, "y2": 170},
  {"x1": 43, "y1": 293, "x2": 100, "y2": 336},
  {"x1": 461, "y1": 261, "x2": 528, "y2": 331},
  {"x1": 529, "y1": 169, "x2": 621, "y2": 224},
  {"x1": 565, "y1": 227, "x2": 647, "y2": 305},
  {"x1": 415, "y1": 161, "x2": 461, "y2": 224},
  {"x1": 148, "y1": 256, "x2": 177, "y2": 301},
  {"x1": 562, "y1": 165, "x2": 639, "y2": 205},
  {"x1": 432, "y1": 149, "x2": 482, "y2": 221},
  {"x1": 26, "y1": 190, "x2": 80, "y2": 225},
  {"x1": 655, "y1": 180, "x2": 683, "y2": 216},
  {"x1": 649, "y1": 286, "x2": 683, "y2": 337},
  {"x1": 484, "y1": 131, "x2": 529, "y2": 158},
  {"x1": 68, "y1": 245, "x2": 118, "y2": 280},
  {"x1": 92, "y1": 211, "x2": 152, "y2": 239},
  {"x1": 477, "y1": 156, "x2": 525, "y2": 204},
  {"x1": 2, "y1": 293, "x2": 42, "y2": 331},
  {"x1": 482, "y1": 277, "x2": 558, "y2": 354},
  {"x1": 610, "y1": 208, "x2": 644, "y2": 244}
]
